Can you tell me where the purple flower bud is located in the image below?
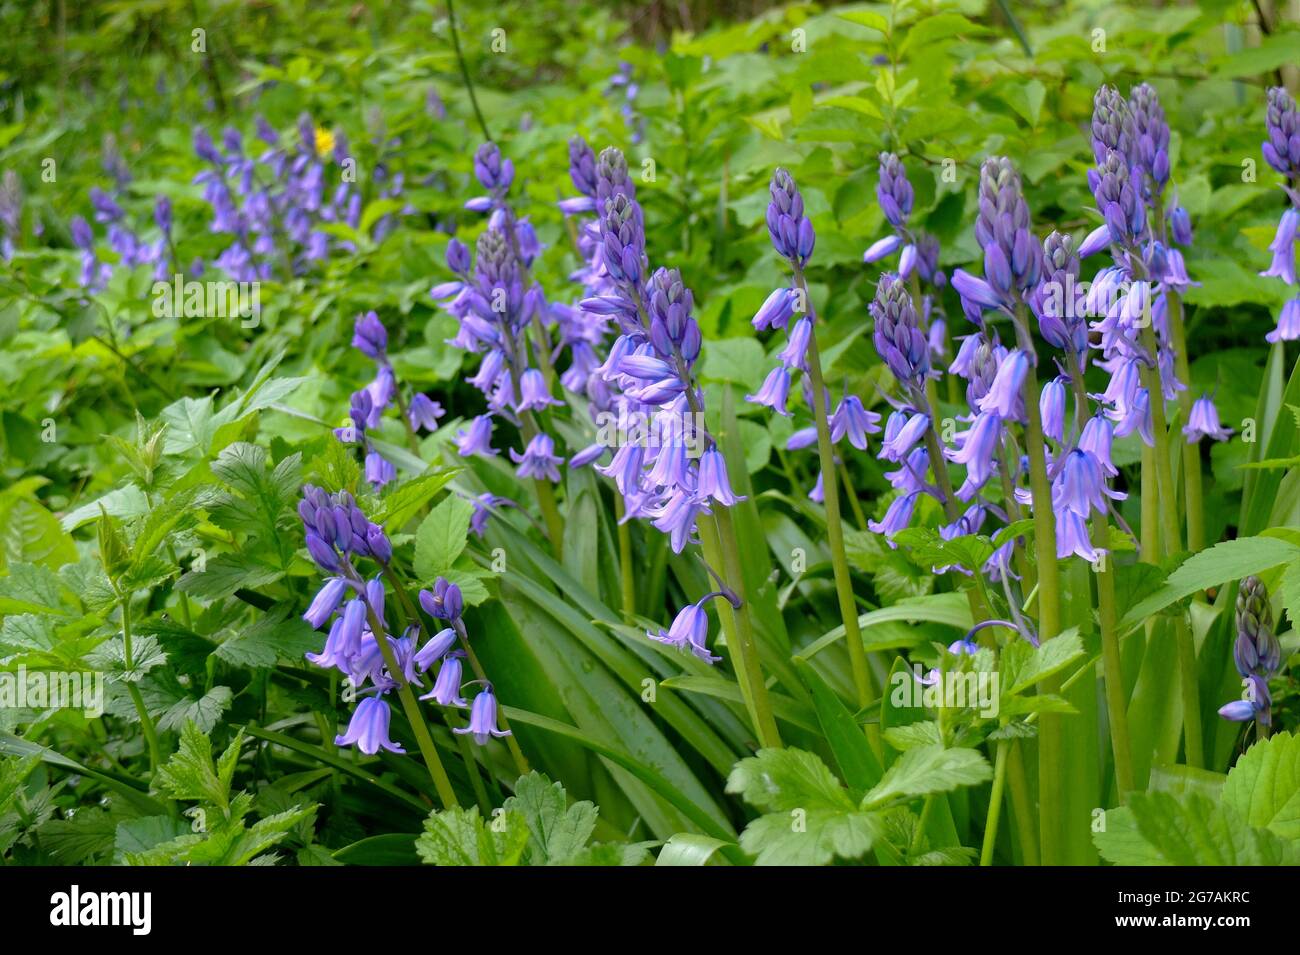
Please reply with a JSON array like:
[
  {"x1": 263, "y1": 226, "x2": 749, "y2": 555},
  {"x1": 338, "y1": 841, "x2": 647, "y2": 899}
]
[
  {"x1": 876, "y1": 152, "x2": 914, "y2": 228},
  {"x1": 306, "y1": 531, "x2": 339, "y2": 571},
  {"x1": 303, "y1": 577, "x2": 348, "y2": 629},
  {"x1": 473, "y1": 142, "x2": 514, "y2": 193},
  {"x1": 352, "y1": 311, "x2": 388, "y2": 359},
  {"x1": 1169, "y1": 206, "x2": 1193, "y2": 246},
  {"x1": 366, "y1": 524, "x2": 393, "y2": 564},
  {"x1": 414, "y1": 627, "x2": 458, "y2": 673},
  {"x1": 767, "y1": 168, "x2": 815, "y2": 266},
  {"x1": 447, "y1": 237, "x2": 471, "y2": 275},
  {"x1": 871, "y1": 274, "x2": 931, "y2": 385},
  {"x1": 864, "y1": 233, "x2": 903, "y2": 263},
  {"x1": 1263, "y1": 86, "x2": 1300, "y2": 178},
  {"x1": 1260, "y1": 208, "x2": 1298, "y2": 284}
]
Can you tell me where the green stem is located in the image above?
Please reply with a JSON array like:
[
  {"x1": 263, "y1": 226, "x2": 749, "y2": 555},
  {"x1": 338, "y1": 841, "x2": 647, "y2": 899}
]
[
  {"x1": 838, "y1": 460, "x2": 868, "y2": 531},
  {"x1": 453, "y1": 619, "x2": 530, "y2": 776},
  {"x1": 1067, "y1": 371, "x2": 1135, "y2": 797},
  {"x1": 1136, "y1": 320, "x2": 1203, "y2": 768},
  {"x1": 445, "y1": 0, "x2": 491, "y2": 142},
  {"x1": 614, "y1": 495, "x2": 636, "y2": 624},
  {"x1": 1006, "y1": 739, "x2": 1040, "y2": 865},
  {"x1": 980, "y1": 739, "x2": 1010, "y2": 866},
  {"x1": 1095, "y1": 518, "x2": 1135, "y2": 797},
  {"x1": 1153, "y1": 213, "x2": 1204, "y2": 552},
  {"x1": 364, "y1": 605, "x2": 459, "y2": 809},
  {"x1": 700, "y1": 509, "x2": 782, "y2": 748},
  {"x1": 798, "y1": 282, "x2": 874, "y2": 717},
  {"x1": 119, "y1": 595, "x2": 161, "y2": 774},
  {"x1": 1013, "y1": 305, "x2": 1063, "y2": 865}
]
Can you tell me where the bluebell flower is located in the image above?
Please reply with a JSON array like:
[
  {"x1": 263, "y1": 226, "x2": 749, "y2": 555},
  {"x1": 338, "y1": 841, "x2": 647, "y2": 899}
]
[
  {"x1": 1040, "y1": 377, "x2": 1067, "y2": 442},
  {"x1": 1261, "y1": 207, "x2": 1298, "y2": 285},
  {"x1": 335, "y1": 696, "x2": 405, "y2": 755},
  {"x1": 649, "y1": 599, "x2": 721, "y2": 663},
  {"x1": 455, "y1": 414, "x2": 498, "y2": 457},
  {"x1": 778, "y1": 317, "x2": 813, "y2": 371},
  {"x1": 752, "y1": 287, "x2": 797, "y2": 331},
  {"x1": 698, "y1": 448, "x2": 743, "y2": 506},
  {"x1": 1183, "y1": 394, "x2": 1233, "y2": 442},
  {"x1": 879, "y1": 410, "x2": 930, "y2": 462},
  {"x1": 454, "y1": 688, "x2": 512, "y2": 744},
  {"x1": 510, "y1": 433, "x2": 564, "y2": 482},
  {"x1": 1267, "y1": 296, "x2": 1300, "y2": 343},
  {"x1": 419, "y1": 577, "x2": 464, "y2": 622},
  {"x1": 408, "y1": 393, "x2": 445, "y2": 433},
  {"x1": 420, "y1": 652, "x2": 468, "y2": 706},
  {"x1": 868, "y1": 491, "x2": 920, "y2": 542},
  {"x1": 304, "y1": 577, "x2": 348, "y2": 629},
  {"x1": 747, "y1": 365, "x2": 792, "y2": 416},
  {"x1": 977, "y1": 350, "x2": 1029, "y2": 419},
  {"x1": 948, "y1": 411, "x2": 1002, "y2": 500},
  {"x1": 830, "y1": 395, "x2": 882, "y2": 450}
]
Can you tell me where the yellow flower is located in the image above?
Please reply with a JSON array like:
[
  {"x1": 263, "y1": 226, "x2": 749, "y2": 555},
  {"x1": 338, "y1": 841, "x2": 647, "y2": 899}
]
[{"x1": 314, "y1": 127, "x2": 336, "y2": 158}]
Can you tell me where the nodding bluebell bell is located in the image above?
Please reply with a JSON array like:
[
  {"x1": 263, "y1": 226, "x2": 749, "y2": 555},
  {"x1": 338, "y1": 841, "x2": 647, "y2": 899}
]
[
  {"x1": 335, "y1": 695, "x2": 405, "y2": 755},
  {"x1": 1220, "y1": 576, "x2": 1280, "y2": 726},
  {"x1": 454, "y1": 687, "x2": 512, "y2": 744},
  {"x1": 747, "y1": 365, "x2": 792, "y2": 416},
  {"x1": 649, "y1": 594, "x2": 734, "y2": 664},
  {"x1": 1183, "y1": 394, "x2": 1233, "y2": 443},
  {"x1": 455, "y1": 414, "x2": 497, "y2": 457},
  {"x1": 420, "y1": 651, "x2": 468, "y2": 706},
  {"x1": 510, "y1": 432, "x2": 564, "y2": 482}
]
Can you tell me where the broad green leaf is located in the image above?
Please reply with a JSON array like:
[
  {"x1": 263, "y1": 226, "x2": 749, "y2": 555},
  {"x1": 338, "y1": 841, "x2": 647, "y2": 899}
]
[{"x1": 863, "y1": 745, "x2": 992, "y2": 808}]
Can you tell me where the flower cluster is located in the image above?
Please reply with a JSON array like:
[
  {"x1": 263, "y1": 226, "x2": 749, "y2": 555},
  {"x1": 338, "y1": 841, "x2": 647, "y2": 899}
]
[
  {"x1": 336, "y1": 311, "x2": 445, "y2": 489},
  {"x1": 192, "y1": 114, "x2": 402, "y2": 282},
  {"x1": 1261, "y1": 87, "x2": 1300, "y2": 343},
  {"x1": 298, "y1": 484, "x2": 508, "y2": 753},
  {"x1": 1219, "y1": 576, "x2": 1281, "y2": 727},
  {"x1": 750, "y1": 168, "x2": 881, "y2": 501}
]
